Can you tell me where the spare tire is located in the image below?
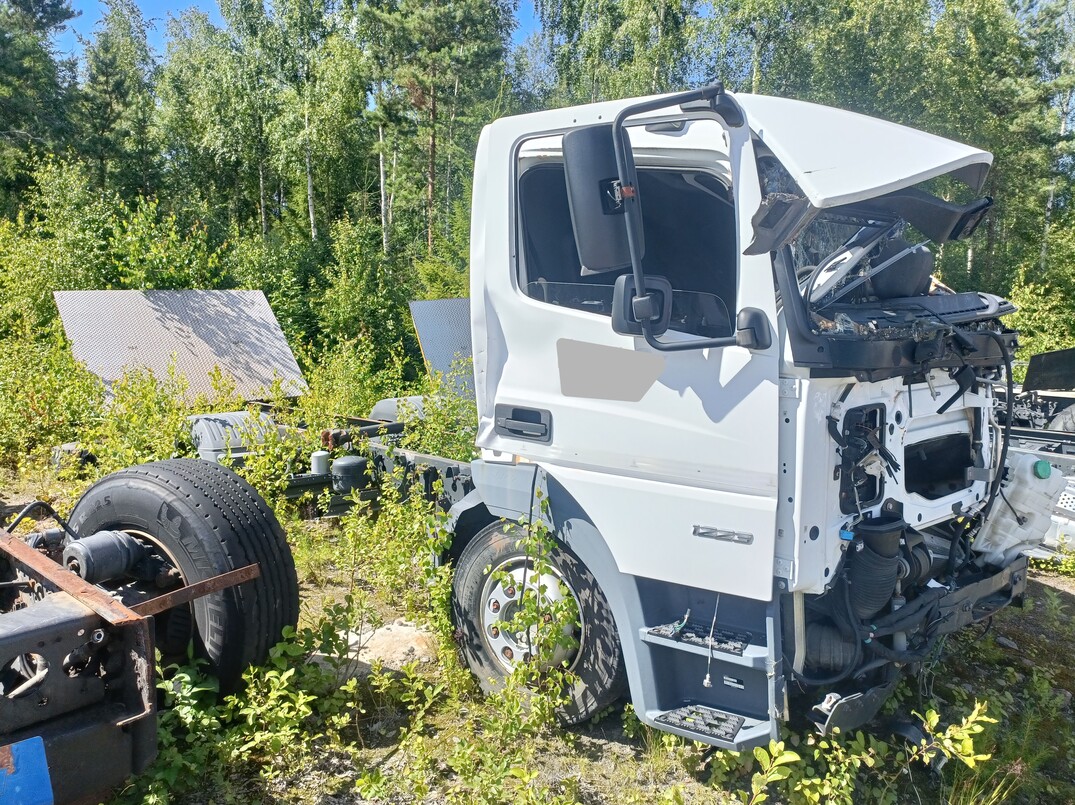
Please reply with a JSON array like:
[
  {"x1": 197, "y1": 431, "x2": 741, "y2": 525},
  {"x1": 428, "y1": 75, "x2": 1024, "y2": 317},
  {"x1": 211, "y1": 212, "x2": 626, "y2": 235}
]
[{"x1": 68, "y1": 458, "x2": 299, "y2": 690}]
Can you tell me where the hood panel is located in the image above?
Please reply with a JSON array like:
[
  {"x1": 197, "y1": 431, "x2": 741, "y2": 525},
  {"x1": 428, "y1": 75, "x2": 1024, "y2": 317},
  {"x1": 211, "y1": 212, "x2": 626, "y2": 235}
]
[{"x1": 735, "y1": 93, "x2": 992, "y2": 208}]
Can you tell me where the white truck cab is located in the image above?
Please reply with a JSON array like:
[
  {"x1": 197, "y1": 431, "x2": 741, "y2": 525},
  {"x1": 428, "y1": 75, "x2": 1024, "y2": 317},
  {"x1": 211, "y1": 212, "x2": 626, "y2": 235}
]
[{"x1": 446, "y1": 84, "x2": 1042, "y2": 747}]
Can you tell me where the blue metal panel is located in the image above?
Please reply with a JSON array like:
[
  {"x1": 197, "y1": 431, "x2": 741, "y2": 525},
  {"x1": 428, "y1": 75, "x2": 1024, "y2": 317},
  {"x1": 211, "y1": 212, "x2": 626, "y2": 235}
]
[{"x1": 0, "y1": 737, "x2": 54, "y2": 805}]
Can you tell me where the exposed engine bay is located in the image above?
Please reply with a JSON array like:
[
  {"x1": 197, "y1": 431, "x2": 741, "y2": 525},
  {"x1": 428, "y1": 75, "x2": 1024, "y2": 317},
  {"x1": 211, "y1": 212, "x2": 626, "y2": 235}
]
[{"x1": 774, "y1": 188, "x2": 1057, "y2": 731}]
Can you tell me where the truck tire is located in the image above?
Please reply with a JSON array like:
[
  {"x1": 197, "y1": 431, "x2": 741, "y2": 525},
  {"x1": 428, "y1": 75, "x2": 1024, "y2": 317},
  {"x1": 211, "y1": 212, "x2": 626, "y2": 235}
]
[
  {"x1": 68, "y1": 458, "x2": 299, "y2": 691},
  {"x1": 452, "y1": 521, "x2": 626, "y2": 724}
]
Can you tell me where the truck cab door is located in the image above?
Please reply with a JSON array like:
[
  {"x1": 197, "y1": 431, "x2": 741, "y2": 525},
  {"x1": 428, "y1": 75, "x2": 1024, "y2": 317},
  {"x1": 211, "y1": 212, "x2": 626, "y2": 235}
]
[{"x1": 476, "y1": 112, "x2": 780, "y2": 601}]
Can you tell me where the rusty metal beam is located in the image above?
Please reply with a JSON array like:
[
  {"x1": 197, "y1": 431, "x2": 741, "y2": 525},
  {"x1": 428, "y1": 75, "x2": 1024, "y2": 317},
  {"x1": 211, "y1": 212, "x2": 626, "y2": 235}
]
[
  {"x1": 1, "y1": 528, "x2": 260, "y2": 622},
  {"x1": 130, "y1": 564, "x2": 260, "y2": 617},
  {"x1": 0, "y1": 529, "x2": 139, "y2": 625}
]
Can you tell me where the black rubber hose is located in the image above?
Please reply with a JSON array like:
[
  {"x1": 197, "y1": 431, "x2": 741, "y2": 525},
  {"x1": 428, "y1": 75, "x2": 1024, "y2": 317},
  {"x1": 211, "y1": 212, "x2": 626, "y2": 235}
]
[
  {"x1": 868, "y1": 601, "x2": 942, "y2": 640},
  {"x1": 869, "y1": 587, "x2": 946, "y2": 631},
  {"x1": 839, "y1": 559, "x2": 945, "y2": 664},
  {"x1": 3, "y1": 500, "x2": 79, "y2": 540},
  {"x1": 842, "y1": 573, "x2": 936, "y2": 665},
  {"x1": 787, "y1": 581, "x2": 863, "y2": 687},
  {"x1": 982, "y1": 330, "x2": 1014, "y2": 521}
]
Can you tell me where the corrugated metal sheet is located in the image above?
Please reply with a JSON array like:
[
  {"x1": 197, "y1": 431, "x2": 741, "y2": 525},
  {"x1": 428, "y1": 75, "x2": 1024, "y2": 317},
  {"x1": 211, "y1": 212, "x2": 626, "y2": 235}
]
[
  {"x1": 409, "y1": 298, "x2": 473, "y2": 387},
  {"x1": 54, "y1": 290, "x2": 306, "y2": 400}
]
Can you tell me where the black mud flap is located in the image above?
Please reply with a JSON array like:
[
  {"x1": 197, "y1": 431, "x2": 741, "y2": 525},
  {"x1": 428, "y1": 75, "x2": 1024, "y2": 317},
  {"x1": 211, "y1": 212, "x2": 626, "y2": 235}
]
[{"x1": 810, "y1": 680, "x2": 899, "y2": 735}]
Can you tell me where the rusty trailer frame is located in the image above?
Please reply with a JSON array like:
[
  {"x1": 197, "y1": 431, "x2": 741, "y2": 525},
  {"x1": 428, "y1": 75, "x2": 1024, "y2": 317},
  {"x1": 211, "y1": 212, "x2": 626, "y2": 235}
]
[{"x1": 0, "y1": 528, "x2": 258, "y2": 804}]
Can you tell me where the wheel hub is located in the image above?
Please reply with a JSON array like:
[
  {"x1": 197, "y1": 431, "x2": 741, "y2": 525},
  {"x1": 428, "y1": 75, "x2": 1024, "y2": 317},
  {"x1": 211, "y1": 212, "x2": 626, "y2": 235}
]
[{"x1": 480, "y1": 560, "x2": 582, "y2": 673}]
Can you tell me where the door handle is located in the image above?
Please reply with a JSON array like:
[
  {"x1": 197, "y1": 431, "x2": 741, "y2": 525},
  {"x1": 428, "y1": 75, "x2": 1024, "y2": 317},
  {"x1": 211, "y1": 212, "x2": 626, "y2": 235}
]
[
  {"x1": 498, "y1": 418, "x2": 548, "y2": 438},
  {"x1": 493, "y1": 405, "x2": 552, "y2": 443}
]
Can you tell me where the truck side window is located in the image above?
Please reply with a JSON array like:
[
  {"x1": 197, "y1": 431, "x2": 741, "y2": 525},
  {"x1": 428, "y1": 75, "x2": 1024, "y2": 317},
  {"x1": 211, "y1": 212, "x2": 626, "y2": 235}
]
[{"x1": 516, "y1": 123, "x2": 737, "y2": 339}]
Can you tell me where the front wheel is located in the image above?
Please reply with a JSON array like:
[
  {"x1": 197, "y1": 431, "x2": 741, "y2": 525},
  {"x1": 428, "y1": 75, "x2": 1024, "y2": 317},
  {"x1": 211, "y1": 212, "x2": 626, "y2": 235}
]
[
  {"x1": 68, "y1": 459, "x2": 300, "y2": 691},
  {"x1": 451, "y1": 522, "x2": 627, "y2": 723}
]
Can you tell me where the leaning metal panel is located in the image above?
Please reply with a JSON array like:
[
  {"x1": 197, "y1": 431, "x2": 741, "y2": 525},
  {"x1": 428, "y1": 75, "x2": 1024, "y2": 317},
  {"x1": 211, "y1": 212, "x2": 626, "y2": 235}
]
[
  {"x1": 1023, "y1": 347, "x2": 1075, "y2": 392},
  {"x1": 409, "y1": 298, "x2": 473, "y2": 394},
  {"x1": 54, "y1": 290, "x2": 306, "y2": 400}
]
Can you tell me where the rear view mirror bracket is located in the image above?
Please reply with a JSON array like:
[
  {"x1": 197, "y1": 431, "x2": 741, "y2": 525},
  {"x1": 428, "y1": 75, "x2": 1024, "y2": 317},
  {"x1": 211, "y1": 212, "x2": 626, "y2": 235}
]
[
  {"x1": 613, "y1": 274, "x2": 672, "y2": 337},
  {"x1": 608, "y1": 84, "x2": 757, "y2": 353}
]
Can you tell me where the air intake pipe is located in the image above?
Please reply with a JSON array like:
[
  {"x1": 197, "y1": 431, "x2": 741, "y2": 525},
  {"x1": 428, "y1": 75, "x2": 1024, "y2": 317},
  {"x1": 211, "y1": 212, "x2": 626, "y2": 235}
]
[{"x1": 847, "y1": 516, "x2": 904, "y2": 619}]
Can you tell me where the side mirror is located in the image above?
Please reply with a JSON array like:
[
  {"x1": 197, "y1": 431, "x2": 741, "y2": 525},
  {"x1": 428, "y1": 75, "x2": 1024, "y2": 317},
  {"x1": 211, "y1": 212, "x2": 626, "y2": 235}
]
[
  {"x1": 735, "y1": 308, "x2": 773, "y2": 350},
  {"x1": 563, "y1": 124, "x2": 644, "y2": 274},
  {"x1": 612, "y1": 274, "x2": 672, "y2": 337}
]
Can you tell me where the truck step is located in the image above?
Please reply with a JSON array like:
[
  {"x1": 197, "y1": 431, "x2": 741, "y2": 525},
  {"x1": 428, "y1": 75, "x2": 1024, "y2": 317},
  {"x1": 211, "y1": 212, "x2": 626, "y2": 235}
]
[
  {"x1": 649, "y1": 703, "x2": 771, "y2": 749},
  {"x1": 640, "y1": 622, "x2": 768, "y2": 669}
]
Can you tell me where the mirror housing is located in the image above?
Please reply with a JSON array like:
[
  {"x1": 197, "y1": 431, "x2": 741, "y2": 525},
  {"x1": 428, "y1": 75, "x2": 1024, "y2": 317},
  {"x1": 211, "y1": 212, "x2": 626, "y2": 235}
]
[
  {"x1": 735, "y1": 308, "x2": 773, "y2": 351},
  {"x1": 612, "y1": 274, "x2": 672, "y2": 337},
  {"x1": 563, "y1": 124, "x2": 644, "y2": 274}
]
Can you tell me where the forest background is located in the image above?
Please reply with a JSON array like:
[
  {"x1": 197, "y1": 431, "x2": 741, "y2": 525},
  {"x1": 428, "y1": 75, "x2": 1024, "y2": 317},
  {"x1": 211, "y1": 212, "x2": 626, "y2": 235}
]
[{"x1": 5, "y1": 0, "x2": 1075, "y2": 398}]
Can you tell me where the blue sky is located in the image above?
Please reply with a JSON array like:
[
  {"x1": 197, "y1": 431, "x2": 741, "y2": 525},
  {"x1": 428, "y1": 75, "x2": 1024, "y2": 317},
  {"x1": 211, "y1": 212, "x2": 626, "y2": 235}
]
[{"x1": 54, "y1": 0, "x2": 539, "y2": 59}]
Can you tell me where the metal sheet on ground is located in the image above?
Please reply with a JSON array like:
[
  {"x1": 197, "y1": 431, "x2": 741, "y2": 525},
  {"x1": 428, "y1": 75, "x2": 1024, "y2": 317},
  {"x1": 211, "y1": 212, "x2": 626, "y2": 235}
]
[
  {"x1": 409, "y1": 298, "x2": 473, "y2": 393},
  {"x1": 54, "y1": 290, "x2": 306, "y2": 400}
]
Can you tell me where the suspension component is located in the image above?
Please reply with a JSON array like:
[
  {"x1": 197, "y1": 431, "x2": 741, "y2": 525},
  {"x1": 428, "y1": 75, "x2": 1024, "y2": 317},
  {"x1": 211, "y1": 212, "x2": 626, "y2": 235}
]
[{"x1": 62, "y1": 531, "x2": 147, "y2": 585}]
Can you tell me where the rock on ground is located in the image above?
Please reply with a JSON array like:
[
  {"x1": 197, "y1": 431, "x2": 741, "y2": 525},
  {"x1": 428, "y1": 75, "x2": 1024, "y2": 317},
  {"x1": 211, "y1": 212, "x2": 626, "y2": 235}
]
[{"x1": 313, "y1": 619, "x2": 438, "y2": 677}]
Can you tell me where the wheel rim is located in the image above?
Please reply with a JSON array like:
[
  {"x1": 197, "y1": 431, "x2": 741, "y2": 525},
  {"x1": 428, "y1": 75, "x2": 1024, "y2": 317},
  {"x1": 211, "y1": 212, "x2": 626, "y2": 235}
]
[
  {"x1": 113, "y1": 527, "x2": 195, "y2": 657},
  {"x1": 479, "y1": 557, "x2": 584, "y2": 673}
]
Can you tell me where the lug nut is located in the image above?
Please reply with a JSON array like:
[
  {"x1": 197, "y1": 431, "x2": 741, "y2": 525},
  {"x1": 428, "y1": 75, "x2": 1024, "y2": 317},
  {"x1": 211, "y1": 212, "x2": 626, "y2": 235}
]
[
  {"x1": 502, "y1": 647, "x2": 514, "y2": 661},
  {"x1": 490, "y1": 626, "x2": 499, "y2": 638},
  {"x1": 489, "y1": 599, "x2": 500, "y2": 613},
  {"x1": 505, "y1": 586, "x2": 516, "y2": 597}
]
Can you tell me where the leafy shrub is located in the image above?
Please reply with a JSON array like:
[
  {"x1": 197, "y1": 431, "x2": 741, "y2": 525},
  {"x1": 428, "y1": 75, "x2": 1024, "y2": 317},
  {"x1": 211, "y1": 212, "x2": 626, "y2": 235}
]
[
  {"x1": 319, "y1": 215, "x2": 421, "y2": 378},
  {"x1": 399, "y1": 358, "x2": 477, "y2": 463},
  {"x1": 0, "y1": 161, "x2": 232, "y2": 343},
  {"x1": 72, "y1": 362, "x2": 244, "y2": 479},
  {"x1": 77, "y1": 364, "x2": 197, "y2": 477},
  {"x1": 0, "y1": 160, "x2": 119, "y2": 339},
  {"x1": 414, "y1": 255, "x2": 468, "y2": 300},
  {"x1": 109, "y1": 197, "x2": 226, "y2": 290},
  {"x1": 225, "y1": 408, "x2": 318, "y2": 513},
  {"x1": 298, "y1": 338, "x2": 411, "y2": 427},
  {"x1": 121, "y1": 593, "x2": 381, "y2": 803},
  {"x1": 0, "y1": 336, "x2": 104, "y2": 471},
  {"x1": 227, "y1": 233, "x2": 329, "y2": 349},
  {"x1": 1009, "y1": 220, "x2": 1075, "y2": 377}
]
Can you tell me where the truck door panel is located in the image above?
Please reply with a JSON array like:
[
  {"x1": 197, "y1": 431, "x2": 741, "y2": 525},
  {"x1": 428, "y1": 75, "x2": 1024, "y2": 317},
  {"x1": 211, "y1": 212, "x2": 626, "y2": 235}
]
[{"x1": 481, "y1": 116, "x2": 780, "y2": 600}]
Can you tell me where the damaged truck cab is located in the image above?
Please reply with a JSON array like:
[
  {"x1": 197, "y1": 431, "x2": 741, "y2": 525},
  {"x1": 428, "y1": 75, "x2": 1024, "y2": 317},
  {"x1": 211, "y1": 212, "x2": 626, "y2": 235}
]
[{"x1": 450, "y1": 84, "x2": 1043, "y2": 746}]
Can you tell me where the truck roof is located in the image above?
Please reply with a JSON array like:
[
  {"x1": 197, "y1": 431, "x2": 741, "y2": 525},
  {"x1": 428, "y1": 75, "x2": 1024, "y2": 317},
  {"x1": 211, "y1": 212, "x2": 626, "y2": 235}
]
[{"x1": 490, "y1": 91, "x2": 992, "y2": 210}]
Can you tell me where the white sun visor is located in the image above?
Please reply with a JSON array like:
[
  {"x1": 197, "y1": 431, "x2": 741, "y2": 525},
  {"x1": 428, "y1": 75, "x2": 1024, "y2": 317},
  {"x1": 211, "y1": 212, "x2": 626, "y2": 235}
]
[{"x1": 735, "y1": 93, "x2": 992, "y2": 209}]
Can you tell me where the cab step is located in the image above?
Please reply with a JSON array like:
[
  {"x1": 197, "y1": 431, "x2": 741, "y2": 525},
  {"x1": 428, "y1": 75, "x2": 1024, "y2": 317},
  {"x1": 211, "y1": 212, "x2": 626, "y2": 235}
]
[
  {"x1": 649, "y1": 703, "x2": 771, "y2": 749},
  {"x1": 639, "y1": 621, "x2": 768, "y2": 669}
]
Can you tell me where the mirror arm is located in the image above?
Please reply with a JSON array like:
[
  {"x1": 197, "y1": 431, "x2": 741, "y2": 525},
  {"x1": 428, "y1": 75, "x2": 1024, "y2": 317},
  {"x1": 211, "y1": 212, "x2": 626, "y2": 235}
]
[
  {"x1": 643, "y1": 330, "x2": 739, "y2": 352},
  {"x1": 612, "y1": 82, "x2": 745, "y2": 354}
]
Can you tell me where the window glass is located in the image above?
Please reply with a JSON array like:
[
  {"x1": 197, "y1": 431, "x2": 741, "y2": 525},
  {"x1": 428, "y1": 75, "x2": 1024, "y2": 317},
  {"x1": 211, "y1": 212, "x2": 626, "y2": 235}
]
[{"x1": 516, "y1": 119, "x2": 737, "y2": 338}]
